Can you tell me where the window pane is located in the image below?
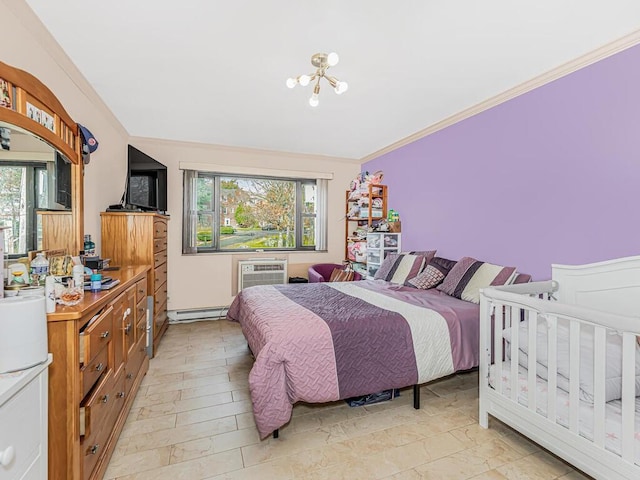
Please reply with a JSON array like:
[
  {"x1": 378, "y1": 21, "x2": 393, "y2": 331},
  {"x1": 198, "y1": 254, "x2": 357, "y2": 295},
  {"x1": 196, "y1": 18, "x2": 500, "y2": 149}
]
[
  {"x1": 196, "y1": 212, "x2": 213, "y2": 247},
  {"x1": 196, "y1": 176, "x2": 214, "y2": 211},
  {"x1": 302, "y1": 216, "x2": 315, "y2": 247},
  {"x1": 219, "y1": 176, "x2": 296, "y2": 250},
  {"x1": 0, "y1": 165, "x2": 27, "y2": 255},
  {"x1": 302, "y1": 183, "x2": 316, "y2": 215},
  {"x1": 36, "y1": 168, "x2": 48, "y2": 209}
]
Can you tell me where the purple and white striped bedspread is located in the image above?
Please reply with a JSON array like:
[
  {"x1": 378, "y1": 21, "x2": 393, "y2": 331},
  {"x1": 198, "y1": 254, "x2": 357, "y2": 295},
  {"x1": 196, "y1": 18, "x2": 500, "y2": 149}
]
[{"x1": 227, "y1": 280, "x2": 479, "y2": 438}]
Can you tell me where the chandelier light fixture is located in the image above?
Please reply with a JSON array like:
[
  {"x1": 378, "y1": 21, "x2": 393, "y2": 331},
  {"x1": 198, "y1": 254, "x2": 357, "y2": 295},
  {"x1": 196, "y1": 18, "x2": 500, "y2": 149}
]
[{"x1": 286, "y1": 52, "x2": 348, "y2": 107}]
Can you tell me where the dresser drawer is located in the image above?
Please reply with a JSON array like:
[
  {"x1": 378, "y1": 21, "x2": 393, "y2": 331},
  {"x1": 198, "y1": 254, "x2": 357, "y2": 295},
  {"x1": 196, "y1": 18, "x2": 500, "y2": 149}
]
[
  {"x1": 135, "y1": 278, "x2": 147, "y2": 304},
  {"x1": 0, "y1": 374, "x2": 43, "y2": 480},
  {"x1": 153, "y1": 219, "x2": 167, "y2": 239},
  {"x1": 125, "y1": 335, "x2": 147, "y2": 398},
  {"x1": 153, "y1": 236, "x2": 167, "y2": 253},
  {"x1": 110, "y1": 288, "x2": 133, "y2": 377},
  {"x1": 80, "y1": 344, "x2": 108, "y2": 400},
  {"x1": 136, "y1": 314, "x2": 148, "y2": 347},
  {"x1": 136, "y1": 298, "x2": 147, "y2": 324},
  {"x1": 153, "y1": 250, "x2": 167, "y2": 269},
  {"x1": 81, "y1": 422, "x2": 110, "y2": 480},
  {"x1": 154, "y1": 264, "x2": 167, "y2": 290},
  {"x1": 154, "y1": 285, "x2": 167, "y2": 311},
  {"x1": 79, "y1": 305, "x2": 114, "y2": 366},
  {"x1": 79, "y1": 370, "x2": 114, "y2": 439},
  {"x1": 107, "y1": 371, "x2": 127, "y2": 430}
]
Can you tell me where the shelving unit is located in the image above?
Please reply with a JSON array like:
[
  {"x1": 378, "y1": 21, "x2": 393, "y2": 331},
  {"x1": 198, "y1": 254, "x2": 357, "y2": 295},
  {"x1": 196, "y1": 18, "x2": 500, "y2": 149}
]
[
  {"x1": 345, "y1": 184, "x2": 388, "y2": 277},
  {"x1": 366, "y1": 232, "x2": 402, "y2": 279}
]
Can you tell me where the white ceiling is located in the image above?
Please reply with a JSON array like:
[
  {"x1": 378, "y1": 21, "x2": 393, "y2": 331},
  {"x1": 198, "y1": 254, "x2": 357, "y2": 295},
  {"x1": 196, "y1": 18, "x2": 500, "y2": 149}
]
[{"x1": 24, "y1": 1, "x2": 640, "y2": 160}]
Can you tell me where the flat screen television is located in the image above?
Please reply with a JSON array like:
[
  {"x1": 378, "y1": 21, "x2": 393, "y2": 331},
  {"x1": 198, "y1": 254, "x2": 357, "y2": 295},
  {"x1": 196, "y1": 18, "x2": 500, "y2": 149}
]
[{"x1": 125, "y1": 145, "x2": 168, "y2": 212}]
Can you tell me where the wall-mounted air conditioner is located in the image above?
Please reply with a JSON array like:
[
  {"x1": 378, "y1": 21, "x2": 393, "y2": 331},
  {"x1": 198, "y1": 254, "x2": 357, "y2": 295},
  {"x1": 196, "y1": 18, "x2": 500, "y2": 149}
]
[{"x1": 238, "y1": 259, "x2": 287, "y2": 292}]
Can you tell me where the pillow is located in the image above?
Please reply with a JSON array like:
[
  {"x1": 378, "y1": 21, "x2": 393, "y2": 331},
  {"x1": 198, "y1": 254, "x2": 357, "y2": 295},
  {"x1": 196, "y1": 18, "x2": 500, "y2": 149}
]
[
  {"x1": 407, "y1": 257, "x2": 456, "y2": 289},
  {"x1": 437, "y1": 256, "x2": 516, "y2": 303},
  {"x1": 329, "y1": 268, "x2": 354, "y2": 282},
  {"x1": 503, "y1": 317, "x2": 640, "y2": 403},
  {"x1": 374, "y1": 252, "x2": 433, "y2": 285}
]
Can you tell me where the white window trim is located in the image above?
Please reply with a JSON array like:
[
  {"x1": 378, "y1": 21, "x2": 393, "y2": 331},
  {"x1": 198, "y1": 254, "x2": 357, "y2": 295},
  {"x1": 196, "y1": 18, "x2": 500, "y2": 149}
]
[{"x1": 179, "y1": 161, "x2": 333, "y2": 180}]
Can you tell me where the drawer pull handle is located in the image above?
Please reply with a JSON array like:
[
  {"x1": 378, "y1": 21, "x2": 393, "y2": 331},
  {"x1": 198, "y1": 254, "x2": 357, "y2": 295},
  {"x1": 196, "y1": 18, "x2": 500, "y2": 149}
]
[
  {"x1": 123, "y1": 307, "x2": 131, "y2": 319},
  {"x1": 124, "y1": 323, "x2": 132, "y2": 335},
  {"x1": 89, "y1": 444, "x2": 100, "y2": 455},
  {"x1": 95, "y1": 362, "x2": 104, "y2": 372},
  {"x1": 100, "y1": 331, "x2": 110, "y2": 339},
  {"x1": 126, "y1": 373, "x2": 133, "y2": 379},
  {"x1": 117, "y1": 391, "x2": 125, "y2": 398},
  {"x1": 0, "y1": 445, "x2": 15, "y2": 466},
  {"x1": 101, "y1": 394, "x2": 109, "y2": 403}
]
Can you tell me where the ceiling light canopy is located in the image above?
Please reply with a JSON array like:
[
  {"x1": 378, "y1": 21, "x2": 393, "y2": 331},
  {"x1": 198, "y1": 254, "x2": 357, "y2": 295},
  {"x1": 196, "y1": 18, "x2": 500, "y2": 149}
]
[{"x1": 286, "y1": 52, "x2": 348, "y2": 107}]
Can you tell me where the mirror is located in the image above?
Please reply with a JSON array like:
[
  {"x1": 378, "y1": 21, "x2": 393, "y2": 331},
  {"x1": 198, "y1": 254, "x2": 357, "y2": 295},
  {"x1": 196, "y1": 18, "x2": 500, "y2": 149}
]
[
  {"x1": 0, "y1": 60, "x2": 83, "y2": 260},
  {"x1": 0, "y1": 121, "x2": 73, "y2": 257}
]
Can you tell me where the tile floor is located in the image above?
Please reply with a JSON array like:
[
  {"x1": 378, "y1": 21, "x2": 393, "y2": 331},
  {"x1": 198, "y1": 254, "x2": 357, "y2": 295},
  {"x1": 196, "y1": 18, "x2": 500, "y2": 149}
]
[{"x1": 104, "y1": 320, "x2": 592, "y2": 480}]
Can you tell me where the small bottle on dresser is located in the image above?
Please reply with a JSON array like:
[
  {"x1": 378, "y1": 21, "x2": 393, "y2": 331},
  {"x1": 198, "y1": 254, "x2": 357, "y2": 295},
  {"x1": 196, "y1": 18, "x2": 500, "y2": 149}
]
[
  {"x1": 84, "y1": 234, "x2": 96, "y2": 256},
  {"x1": 90, "y1": 270, "x2": 102, "y2": 293}
]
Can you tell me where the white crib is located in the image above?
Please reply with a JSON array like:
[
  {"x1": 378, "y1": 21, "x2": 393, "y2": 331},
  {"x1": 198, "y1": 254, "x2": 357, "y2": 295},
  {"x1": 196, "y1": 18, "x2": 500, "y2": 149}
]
[{"x1": 479, "y1": 256, "x2": 640, "y2": 480}]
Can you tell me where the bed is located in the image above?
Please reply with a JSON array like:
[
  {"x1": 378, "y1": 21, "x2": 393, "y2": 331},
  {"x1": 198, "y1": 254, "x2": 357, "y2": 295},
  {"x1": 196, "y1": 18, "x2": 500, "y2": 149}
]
[
  {"x1": 227, "y1": 278, "x2": 484, "y2": 438},
  {"x1": 479, "y1": 255, "x2": 640, "y2": 480}
]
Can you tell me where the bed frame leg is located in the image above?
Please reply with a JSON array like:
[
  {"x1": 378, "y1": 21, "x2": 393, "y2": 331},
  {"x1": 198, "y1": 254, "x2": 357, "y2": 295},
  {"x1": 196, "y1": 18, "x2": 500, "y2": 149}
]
[
  {"x1": 413, "y1": 385, "x2": 420, "y2": 409},
  {"x1": 272, "y1": 429, "x2": 279, "y2": 439}
]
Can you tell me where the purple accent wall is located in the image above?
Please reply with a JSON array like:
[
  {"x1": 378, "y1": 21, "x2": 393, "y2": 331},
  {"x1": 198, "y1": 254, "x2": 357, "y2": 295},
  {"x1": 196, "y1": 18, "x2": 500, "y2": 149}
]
[{"x1": 364, "y1": 44, "x2": 640, "y2": 280}]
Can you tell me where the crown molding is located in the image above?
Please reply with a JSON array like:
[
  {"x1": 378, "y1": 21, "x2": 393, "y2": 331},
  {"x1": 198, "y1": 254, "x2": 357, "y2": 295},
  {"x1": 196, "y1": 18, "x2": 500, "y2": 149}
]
[
  {"x1": 361, "y1": 29, "x2": 640, "y2": 163},
  {"x1": 130, "y1": 135, "x2": 361, "y2": 164}
]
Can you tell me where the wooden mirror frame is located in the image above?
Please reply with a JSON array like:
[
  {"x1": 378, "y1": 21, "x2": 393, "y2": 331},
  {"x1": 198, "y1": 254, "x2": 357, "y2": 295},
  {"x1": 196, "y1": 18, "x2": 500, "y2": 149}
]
[{"x1": 0, "y1": 60, "x2": 83, "y2": 255}]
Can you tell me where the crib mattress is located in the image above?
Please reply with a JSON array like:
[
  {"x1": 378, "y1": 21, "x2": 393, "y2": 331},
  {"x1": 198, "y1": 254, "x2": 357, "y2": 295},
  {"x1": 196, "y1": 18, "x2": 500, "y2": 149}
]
[{"x1": 489, "y1": 362, "x2": 640, "y2": 465}]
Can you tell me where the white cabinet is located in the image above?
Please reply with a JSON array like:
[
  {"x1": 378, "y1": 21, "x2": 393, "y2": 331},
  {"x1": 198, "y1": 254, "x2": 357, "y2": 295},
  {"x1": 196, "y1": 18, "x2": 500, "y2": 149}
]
[
  {"x1": 0, "y1": 355, "x2": 51, "y2": 480},
  {"x1": 366, "y1": 233, "x2": 401, "y2": 279}
]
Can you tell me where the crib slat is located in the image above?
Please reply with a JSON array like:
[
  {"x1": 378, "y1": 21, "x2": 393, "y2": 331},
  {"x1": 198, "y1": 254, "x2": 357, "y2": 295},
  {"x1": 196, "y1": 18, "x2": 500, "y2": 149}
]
[
  {"x1": 494, "y1": 305, "x2": 503, "y2": 395},
  {"x1": 510, "y1": 307, "x2": 519, "y2": 402},
  {"x1": 621, "y1": 333, "x2": 635, "y2": 462},
  {"x1": 568, "y1": 320, "x2": 580, "y2": 433},
  {"x1": 592, "y1": 325, "x2": 606, "y2": 449},
  {"x1": 546, "y1": 315, "x2": 557, "y2": 423},
  {"x1": 527, "y1": 309, "x2": 537, "y2": 413}
]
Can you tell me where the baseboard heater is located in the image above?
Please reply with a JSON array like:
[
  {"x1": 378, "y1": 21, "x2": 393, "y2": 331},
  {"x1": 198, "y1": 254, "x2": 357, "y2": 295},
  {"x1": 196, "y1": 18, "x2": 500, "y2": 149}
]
[{"x1": 168, "y1": 306, "x2": 229, "y2": 323}]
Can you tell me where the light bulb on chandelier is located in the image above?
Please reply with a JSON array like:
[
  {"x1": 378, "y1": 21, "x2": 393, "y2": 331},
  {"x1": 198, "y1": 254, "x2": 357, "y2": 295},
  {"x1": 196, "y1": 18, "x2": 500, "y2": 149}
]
[{"x1": 286, "y1": 52, "x2": 348, "y2": 107}]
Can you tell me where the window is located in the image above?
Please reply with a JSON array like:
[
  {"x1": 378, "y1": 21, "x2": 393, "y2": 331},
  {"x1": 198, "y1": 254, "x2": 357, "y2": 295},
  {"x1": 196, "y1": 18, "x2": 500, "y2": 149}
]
[
  {"x1": 183, "y1": 172, "x2": 326, "y2": 253},
  {"x1": 0, "y1": 161, "x2": 48, "y2": 256}
]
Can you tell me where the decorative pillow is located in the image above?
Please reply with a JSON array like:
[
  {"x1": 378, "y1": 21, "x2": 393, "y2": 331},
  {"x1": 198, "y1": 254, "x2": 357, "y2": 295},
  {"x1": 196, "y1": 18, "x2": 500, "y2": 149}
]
[
  {"x1": 329, "y1": 268, "x2": 354, "y2": 282},
  {"x1": 407, "y1": 257, "x2": 456, "y2": 289},
  {"x1": 374, "y1": 252, "x2": 433, "y2": 285},
  {"x1": 437, "y1": 256, "x2": 516, "y2": 303}
]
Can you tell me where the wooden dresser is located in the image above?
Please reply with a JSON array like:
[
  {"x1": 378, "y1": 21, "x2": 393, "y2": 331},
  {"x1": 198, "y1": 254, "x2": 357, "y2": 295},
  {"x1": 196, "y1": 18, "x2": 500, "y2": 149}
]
[
  {"x1": 47, "y1": 266, "x2": 149, "y2": 480},
  {"x1": 100, "y1": 212, "x2": 169, "y2": 356}
]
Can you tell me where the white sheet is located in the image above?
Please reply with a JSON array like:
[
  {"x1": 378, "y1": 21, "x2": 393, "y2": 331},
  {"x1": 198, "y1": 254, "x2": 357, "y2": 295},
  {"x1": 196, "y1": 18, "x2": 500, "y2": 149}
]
[
  {"x1": 489, "y1": 362, "x2": 640, "y2": 465},
  {"x1": 502, "y1": 317, "x2": 640, "y2": 403}
]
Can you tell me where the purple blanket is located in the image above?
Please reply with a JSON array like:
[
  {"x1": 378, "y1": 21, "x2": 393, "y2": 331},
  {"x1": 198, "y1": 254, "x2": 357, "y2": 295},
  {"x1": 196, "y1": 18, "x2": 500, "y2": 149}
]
[{"x1": 227, "y1": 280, "x2": 479, "y2": 438}]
